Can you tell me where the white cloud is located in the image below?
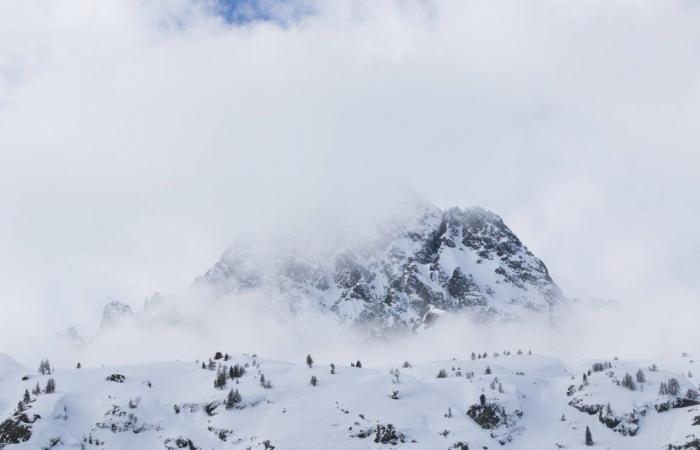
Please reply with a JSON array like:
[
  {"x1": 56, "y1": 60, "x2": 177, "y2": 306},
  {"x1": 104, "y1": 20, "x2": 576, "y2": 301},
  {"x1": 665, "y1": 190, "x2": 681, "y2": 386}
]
[{"x1": 0, "y1": 0, "x2": 698, "y2": 361}]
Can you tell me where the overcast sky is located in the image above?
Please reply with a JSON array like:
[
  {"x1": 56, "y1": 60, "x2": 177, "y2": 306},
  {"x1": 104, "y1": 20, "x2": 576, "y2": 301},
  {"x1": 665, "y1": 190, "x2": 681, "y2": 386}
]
[{"x1": 1, "y1": 0, "x2": 699, "y2": 342}]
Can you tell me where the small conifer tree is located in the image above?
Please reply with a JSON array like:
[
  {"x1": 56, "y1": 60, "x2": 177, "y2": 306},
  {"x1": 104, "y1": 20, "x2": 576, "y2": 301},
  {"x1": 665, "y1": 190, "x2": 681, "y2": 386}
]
[
  {"x1": 585, "y1": 426, "x2": 593, "y2": 446},
  {"x1": 226, "y1": 389, "x2": 241, "y2": 409}
]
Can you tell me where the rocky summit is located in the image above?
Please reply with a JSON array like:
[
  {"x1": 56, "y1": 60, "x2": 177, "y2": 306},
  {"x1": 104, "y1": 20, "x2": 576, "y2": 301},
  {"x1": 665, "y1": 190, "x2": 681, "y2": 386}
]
[{"x1": 197, "y1": 203, "x2": 565, "y2": 331}]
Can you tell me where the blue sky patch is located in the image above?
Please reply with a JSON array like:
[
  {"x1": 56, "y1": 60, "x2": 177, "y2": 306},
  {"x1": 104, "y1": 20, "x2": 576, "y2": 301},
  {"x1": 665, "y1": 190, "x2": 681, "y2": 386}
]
[{"x1": 212, "y1": 0, "x2": 313, "y2": 25}]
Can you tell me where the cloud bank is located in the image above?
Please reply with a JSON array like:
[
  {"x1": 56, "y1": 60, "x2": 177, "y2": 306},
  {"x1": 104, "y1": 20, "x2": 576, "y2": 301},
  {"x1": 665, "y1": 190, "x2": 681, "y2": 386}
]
[{"x1": 0, "y1": 0, "x2": 698, "y2": 364}]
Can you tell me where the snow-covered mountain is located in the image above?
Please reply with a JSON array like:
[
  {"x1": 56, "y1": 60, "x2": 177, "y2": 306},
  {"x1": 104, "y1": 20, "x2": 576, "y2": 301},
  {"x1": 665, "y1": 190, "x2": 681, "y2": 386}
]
[
  {"x1": 1, "y1": 351, "x2": 699, "y2": 450},
  {"x1": 196, "y1": 203, "x2": 564, "y2": 330},
  {"x1": 3, "y1": 202, "x2": 697, "y2": 450}
]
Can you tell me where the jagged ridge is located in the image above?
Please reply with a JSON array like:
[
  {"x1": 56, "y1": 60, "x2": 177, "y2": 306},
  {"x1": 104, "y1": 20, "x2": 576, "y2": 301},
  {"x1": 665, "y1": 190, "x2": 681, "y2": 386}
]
[{"x1": 198, "y1": 203, "x2": 564, "y2": 330}]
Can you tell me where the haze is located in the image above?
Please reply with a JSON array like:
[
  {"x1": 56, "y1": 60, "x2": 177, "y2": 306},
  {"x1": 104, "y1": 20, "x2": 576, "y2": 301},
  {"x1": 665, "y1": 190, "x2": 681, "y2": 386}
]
[{"x1": 1, "y1": 0, "x2": 698, "y2": 363}]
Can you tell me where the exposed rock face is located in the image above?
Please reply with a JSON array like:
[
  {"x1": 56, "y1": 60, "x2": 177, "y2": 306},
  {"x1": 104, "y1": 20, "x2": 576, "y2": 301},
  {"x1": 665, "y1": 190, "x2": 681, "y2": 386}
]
[
  {"x1": 467, "y1": 402, "x2": 512, "y2": 430},
  {"x1": 198, "y1": 203, "x2": 564, "y2": 330},
  {"x1": 655, "y1": 397, "x2": 700, "y2": 412},
  {"x1": 373, "y1": 424, "x2": 405, "y2": 445},
  {"x1": 58, "y1": 326, "x2": 84, "y2": 344},
  {"x1": 0, "y1": 401, "x2": 40, "y2": 448},
  {"x1": 99, "y1": 301, "x2": 134, "y2": 329},
  {"x1": 466, "y1": 401, "x2": 522, "y2": 445},
  {"x1": 597, "y1": 405, "x2": 644, "y2": 436},
  {"x1": 105, "y1": 374, "x2": 126, "y2": 383},
  {"x1": 568, "y1": 397, "x2": 642, "y2": 435},
  {"x1": 164, "y1": 437, "x2": 200, "y2": 450},
  {"x1": 667, "y1": 437, "x2": 700, "y2": 450}
]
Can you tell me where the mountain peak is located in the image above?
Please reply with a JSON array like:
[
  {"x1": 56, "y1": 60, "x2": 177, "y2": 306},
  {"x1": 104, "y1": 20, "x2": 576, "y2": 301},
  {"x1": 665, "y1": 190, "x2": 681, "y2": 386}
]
[
  {"x1": 99, "y1": 301, "x2": 135, "y2": 329},
  {"x1": 199, "y1": 204, "x2": 564, "y2": 331}
]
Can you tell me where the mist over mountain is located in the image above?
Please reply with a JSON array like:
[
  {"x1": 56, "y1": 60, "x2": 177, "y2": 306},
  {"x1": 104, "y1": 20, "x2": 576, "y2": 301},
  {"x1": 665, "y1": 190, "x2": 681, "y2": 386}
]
[
  {"x1": 1, "y1": 0, "x2": 700, "y2": 448},
  {"x1": 196, "y1": 202, "x2": 564, "y2": 332}
]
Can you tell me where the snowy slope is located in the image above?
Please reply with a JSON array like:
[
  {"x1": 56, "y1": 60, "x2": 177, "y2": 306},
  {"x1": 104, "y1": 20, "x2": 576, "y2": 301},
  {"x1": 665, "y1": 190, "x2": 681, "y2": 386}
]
[
  {"x1": 0, "y1": 355, "x2": 24, "y2": 426},
  {"x1": 1, "y1": 352, "x2": 699, "y2": 449},
  {"x1": 195, "y1": 203, "x2": 565, "y2": 331}
]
